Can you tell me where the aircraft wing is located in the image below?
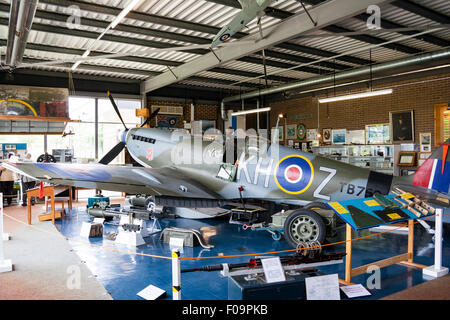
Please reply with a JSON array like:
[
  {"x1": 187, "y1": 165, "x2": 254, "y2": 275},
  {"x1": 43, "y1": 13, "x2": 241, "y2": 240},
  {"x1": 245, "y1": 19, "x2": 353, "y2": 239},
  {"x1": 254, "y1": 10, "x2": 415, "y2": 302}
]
[
  {"x1": 2, "y1": 161, "x2": 220, "y2": 199},
  {"x1": 327, "y1": 192, "x2": 437, "y2": 231}
]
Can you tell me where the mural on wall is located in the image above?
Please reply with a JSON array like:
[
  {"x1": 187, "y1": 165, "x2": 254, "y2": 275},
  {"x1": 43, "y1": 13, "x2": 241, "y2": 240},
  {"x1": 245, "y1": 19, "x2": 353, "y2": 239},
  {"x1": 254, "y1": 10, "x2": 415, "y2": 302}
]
[
  {"x1": 156, "y1": 114, "x2": 179, "y2": 128},
  {"x1": 0, "y1": 85, "x2": 69, "y2": 118}
]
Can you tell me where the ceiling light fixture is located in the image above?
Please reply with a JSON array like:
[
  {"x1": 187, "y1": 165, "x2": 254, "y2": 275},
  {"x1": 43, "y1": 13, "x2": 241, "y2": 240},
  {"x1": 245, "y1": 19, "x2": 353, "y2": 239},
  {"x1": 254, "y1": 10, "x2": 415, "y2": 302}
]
[
  {"x1": 111, "y1": 0, "x2": 142, "y2": 29},
  {"x1": 231, "y1": 107, "x2": 271, "y2": 116},
  {"x1": 71, "y1": 0, "x2": 142, "y2": 70},
  {"x1": 318, "y1": 89, "x2": 393, "y2": 104}
]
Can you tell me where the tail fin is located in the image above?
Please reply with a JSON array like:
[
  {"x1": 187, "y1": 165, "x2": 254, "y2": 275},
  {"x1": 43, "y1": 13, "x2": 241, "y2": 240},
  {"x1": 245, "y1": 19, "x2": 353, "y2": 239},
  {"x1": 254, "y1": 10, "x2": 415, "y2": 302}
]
[{"x1": 413, "y1": 138, "x2": 450, "y2": 194}]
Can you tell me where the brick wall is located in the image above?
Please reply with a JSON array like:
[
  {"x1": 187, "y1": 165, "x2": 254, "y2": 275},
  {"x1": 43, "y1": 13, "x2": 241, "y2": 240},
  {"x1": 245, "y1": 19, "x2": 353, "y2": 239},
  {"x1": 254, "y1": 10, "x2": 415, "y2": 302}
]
[
  {"x1": 145, "y1": 101, "x2": 218, "y2": 128},
  {"x1": 269, "y1": 73, "x2": 450, "y2": 151}
]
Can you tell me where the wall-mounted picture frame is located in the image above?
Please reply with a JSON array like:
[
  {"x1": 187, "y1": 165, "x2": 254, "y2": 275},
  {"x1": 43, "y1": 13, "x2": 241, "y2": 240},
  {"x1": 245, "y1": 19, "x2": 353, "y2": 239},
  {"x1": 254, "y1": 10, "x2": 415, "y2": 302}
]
[
  {"x1": 397, "y1": 151, "x2": 416, "y2": 166},
  {"x1": 332, "y1": 129, "x2": 347, "y2": 144},
  {"x1": 297, "y1": 123, "x2": 306, "y2": 140},
  {"x1": 419, "y1": 132, "x2": 431, "y2": 152},
  {"x1": 390, "y1": 110, "x2": 414, "y2": 143},
  {"x1": 286, "y1": 124, "x2": 297, "y2": 140},
  {"x1": 322, "y1": 128, "x2": 331, "y2": 144},
  {"x1": 365, "y1": 123, "x2": 390, "y2": 144},
  {"x1": 307, "y1": 128, "x2": 318, "y2": 141},
  {"x1": 272, "y1": 126, "x2": 283, "y2": 141},
  {"x1": 348, "y1": 129, "x2": 365, "y2": 145}
]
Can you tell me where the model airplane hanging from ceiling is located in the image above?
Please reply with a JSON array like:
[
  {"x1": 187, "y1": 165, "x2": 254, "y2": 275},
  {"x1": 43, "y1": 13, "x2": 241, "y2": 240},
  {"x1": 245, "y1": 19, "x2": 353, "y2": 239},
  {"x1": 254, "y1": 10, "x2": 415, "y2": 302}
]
[
  {"x1": 2, "y1": 92, "x2": 449, "y2": 247},
  {"x1": 210, "y1": 0, "x2": 275, "y2": 48}
]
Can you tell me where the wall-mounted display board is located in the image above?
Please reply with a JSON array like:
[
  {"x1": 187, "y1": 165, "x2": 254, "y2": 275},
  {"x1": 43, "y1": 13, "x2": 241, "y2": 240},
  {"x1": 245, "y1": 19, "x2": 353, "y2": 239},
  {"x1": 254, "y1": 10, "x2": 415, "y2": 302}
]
[
  {"x1": 0, "y1": 85, "x2": 68, "y2": 118},
  {"x1": 365, "y1": 123, "x2": 390, "y2": 144}
]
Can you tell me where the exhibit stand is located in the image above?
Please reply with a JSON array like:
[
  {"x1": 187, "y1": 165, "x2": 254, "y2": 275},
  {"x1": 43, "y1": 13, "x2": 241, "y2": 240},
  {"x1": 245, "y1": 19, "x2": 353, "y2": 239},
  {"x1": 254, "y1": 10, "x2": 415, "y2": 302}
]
[
  {"x1": 423, "y1": 208, "x2": 449, "y2": 278},
  {"x1": 0, "y1": 193, "x2": 12, "y2": 273},
  {"x1": 343, "y1": 219, "x2": 427, "y2": 284},
  {"x1": 115, "y1": 215, "x2": 145, "y2": 247}
]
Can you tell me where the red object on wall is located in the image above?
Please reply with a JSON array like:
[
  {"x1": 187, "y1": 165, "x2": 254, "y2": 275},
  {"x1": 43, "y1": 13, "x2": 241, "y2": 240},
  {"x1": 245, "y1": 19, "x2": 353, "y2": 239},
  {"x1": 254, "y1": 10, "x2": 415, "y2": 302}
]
[{"x1": 39, "y1": 102, "x2": 46, "y2": 117}]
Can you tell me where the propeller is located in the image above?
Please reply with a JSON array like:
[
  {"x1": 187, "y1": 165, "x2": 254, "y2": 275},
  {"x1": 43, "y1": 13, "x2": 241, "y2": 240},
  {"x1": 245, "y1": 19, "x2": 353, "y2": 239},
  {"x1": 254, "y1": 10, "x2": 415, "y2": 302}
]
[
  {"x1": 98, "y1": 91, "x2": 128, "y2": 165},
  {"x1": 98, "y1": 91, "x2": 160, "y2": 165},
  {"x1": 140, "y1": 107, "x2": 160, "y2": 128}
]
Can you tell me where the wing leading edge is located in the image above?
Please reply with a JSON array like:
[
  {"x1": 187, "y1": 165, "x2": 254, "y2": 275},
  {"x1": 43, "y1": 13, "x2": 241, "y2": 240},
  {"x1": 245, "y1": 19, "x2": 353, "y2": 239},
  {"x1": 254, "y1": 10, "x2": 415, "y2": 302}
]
[{"x1": 2, "y1": 161, "x2": 220, "y2": 199}]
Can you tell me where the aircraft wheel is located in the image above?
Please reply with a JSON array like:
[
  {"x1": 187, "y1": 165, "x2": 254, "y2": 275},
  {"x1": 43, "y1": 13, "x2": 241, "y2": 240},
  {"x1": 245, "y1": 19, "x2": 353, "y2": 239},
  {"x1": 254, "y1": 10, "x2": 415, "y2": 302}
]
[
  {"x1": 283, "y1": 209, "x2": 325, "y2": 248},
  {"x1": 145, "y1": 196, "x2": 156, "y2": 213}
]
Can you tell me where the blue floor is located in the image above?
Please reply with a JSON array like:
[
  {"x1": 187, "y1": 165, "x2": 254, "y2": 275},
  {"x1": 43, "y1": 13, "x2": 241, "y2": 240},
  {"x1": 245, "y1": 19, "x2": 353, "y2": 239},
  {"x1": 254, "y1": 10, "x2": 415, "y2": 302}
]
[{"x1": 54, "y1": 207, "x2": 450, "y2": 300}]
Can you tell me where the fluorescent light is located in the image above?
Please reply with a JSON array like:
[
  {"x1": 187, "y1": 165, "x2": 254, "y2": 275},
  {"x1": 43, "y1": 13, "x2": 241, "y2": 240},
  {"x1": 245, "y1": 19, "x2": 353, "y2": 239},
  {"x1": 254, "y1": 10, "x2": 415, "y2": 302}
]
[
  {"x1": 318, "y1": 89, "x2": 393, "y2": 103},
  {"x1": 111, "y1": 0, "x2": 142, "y2": 29},
  {"x1": 71, "y1": 60, "x2": 81, "y2": 70},
  {"x1": 231, "y1": 107, "x2": 271, "y2": 116}
]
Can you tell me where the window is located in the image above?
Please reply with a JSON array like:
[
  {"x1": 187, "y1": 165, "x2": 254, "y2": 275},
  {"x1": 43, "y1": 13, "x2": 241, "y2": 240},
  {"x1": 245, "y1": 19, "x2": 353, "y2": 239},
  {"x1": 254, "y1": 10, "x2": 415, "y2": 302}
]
[
  {"x1": 435, "y1": 103, "x2": 450, "y2": 144},
  {"x1": 97, "y1": 98, "x2": 141, "y2": 164}
]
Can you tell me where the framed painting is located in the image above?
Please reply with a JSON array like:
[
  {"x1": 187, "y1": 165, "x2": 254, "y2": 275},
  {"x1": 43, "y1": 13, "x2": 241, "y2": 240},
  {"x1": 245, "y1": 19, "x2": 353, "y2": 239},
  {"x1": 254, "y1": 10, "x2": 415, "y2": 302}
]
[
  {"x1": 332, "y1": 129, "x2": 346, "y2": 144},
  {"x1": 322, "y1": 128, "x2": 331, "y2": 144},
  {"x1": 390, "y1": 110, "x2": 414, "y2": 143},
  {"x1": 286, "y1": 124, "x2": 297, "y2": 140}
]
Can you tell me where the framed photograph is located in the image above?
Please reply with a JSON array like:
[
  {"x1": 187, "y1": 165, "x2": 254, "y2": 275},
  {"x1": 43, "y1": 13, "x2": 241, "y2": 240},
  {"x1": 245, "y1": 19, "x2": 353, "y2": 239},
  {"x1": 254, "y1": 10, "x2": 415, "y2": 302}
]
[
  {"x1": 286, "y1": 124, "x2": 297, "y2": 140},
  {"x1": 307, "y1": 128, "x2": 318, "y2": 141},
  {"x1": 420, "y1": 144, "x2": 431, "y2": 152},
  {"x1": 348, "y1": 130, "x2": 365, "y2": 145},
  {"x1": 332, "y1": 129, "x2": 347, "y2": 144},
  {"x1": 390, "y1": 110, "x2": 414, "y2": 143},
  {"x1": 397, "y1": 151, "x2": 416, "y2": 166},
  {"x1": 419, "y1": 152, "x2": 431, "y2": 160},
  {"x1": 365, "y1": 123, "x2": 390, "y2": 144},
  {"x1": 322, "y1": 128, "x2": 331, "y2": 144},
  {"x1": 420, "y1": 132, "x2": 431, "y2": 145}
]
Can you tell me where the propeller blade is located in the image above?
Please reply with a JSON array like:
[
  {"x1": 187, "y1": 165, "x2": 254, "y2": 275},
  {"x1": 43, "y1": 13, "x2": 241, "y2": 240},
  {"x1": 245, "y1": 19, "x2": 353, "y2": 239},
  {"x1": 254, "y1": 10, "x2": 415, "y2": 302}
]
[
  {"x1": 140, "y1": 107, "x2": 160, "y2": 128},
  {"x1": 98, "y1": 141, "x2": 126, "y2": 165},
  {"x1": 107, "y1": 91, "x2": 128, "y2": 130}
]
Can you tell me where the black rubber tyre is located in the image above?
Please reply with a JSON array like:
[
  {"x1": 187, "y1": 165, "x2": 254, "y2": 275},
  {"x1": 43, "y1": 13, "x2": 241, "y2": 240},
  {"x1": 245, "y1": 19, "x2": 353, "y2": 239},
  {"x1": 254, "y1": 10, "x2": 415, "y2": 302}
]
[{"x1": 283, "y1": 209, "x2": 326, "y2": 248}]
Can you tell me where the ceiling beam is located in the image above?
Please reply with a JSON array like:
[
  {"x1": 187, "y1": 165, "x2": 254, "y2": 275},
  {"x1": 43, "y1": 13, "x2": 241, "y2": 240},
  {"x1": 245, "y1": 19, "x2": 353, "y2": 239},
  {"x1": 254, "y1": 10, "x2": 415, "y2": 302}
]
[
  {"x1": 39, "y1": 0, "x2": 247, "y2": 37},
  {"x1": 354, "y1": 13, "x2": 450, "y2": 47},
  {"x1": 34, "y1": 0, "x2": 372, "y2": 67},
  {"x1": 322, "y1": 24, "x2": 422, "y2": 54},
  {"x1": 143, "y1": 0, "x2": 392, "y2": 93},
  {"x1": 392, "y1": 0, "x2": 450, "y2": 24}
]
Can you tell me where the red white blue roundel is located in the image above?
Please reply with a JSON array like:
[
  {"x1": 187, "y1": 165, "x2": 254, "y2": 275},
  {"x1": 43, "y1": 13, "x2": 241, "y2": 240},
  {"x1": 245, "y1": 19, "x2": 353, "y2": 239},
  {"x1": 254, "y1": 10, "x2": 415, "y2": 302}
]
[
  {"x1": 220, "y1": 33, "x2": 231, "y2": 42},
  {"x1": 274, "y1": 155, "x2": 314, "y2": 194}
]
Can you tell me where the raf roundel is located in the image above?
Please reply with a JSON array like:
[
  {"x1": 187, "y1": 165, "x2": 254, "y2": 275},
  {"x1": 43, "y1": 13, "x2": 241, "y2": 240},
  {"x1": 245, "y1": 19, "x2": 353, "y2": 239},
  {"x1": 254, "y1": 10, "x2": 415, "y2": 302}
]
[
  {"x1": 274, "y1": 155, "x2": 314, "y2": 194},
  {"x1": 220, "y1": 33, "x2": 231, "y2": 42}
]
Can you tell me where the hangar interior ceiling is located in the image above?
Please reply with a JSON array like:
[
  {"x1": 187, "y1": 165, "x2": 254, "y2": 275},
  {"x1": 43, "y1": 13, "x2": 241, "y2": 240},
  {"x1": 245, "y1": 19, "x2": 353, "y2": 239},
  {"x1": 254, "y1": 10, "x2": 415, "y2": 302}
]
[{"x1": 0, "y1": 0, "x2": 449, "y2": 100}]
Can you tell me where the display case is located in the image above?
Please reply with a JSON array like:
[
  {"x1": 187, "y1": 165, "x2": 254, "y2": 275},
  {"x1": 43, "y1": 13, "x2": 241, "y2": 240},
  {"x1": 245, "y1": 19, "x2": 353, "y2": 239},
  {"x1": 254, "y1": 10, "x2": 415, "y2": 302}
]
[{"x1": 312, "y1": 144, "x2": 396, "y2": 174}]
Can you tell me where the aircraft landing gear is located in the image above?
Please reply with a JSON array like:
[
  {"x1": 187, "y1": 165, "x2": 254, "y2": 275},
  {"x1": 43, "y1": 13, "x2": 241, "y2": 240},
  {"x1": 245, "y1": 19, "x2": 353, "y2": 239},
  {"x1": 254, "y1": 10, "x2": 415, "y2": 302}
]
[{"x1": 283, "y1": 209, "x2": 326, "y2": 248}]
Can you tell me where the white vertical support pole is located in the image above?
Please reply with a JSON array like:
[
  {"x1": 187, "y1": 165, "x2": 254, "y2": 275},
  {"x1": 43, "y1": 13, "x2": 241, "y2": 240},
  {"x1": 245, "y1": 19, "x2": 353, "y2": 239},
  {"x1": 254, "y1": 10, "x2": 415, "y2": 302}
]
[
  {"x1": 1, "y1": 192, "x2": 8, "y2": 241},
  {"x1": 172, "y1": 249, "x2": 181, "y2": 300},
  {"x1": 423, "y1": 208, "x2": 449, "y2": 278},
  {"x1": 0, "y1": 193, "x2": 13, "y2": 273}
]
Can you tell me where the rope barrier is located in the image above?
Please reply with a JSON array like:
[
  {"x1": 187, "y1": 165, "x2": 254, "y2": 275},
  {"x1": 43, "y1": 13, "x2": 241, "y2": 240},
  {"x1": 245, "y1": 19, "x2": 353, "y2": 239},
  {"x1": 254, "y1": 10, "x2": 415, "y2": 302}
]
[
  {"x1": 3, "y1": 211, "x2": 446, "y2": 262},
  {"x1": 4, "y1": 213, "x2": 172, "y2": 260}
]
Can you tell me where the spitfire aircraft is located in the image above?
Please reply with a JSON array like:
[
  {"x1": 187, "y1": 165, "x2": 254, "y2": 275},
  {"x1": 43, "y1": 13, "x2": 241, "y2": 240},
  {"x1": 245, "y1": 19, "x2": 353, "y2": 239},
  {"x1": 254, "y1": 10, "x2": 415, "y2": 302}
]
[
  {"x1": 2, "y1": 92, "x2": 449, "y2": 247},
  {"x1": 210, "y1": 0, "x2": 274, "y2": 48}
]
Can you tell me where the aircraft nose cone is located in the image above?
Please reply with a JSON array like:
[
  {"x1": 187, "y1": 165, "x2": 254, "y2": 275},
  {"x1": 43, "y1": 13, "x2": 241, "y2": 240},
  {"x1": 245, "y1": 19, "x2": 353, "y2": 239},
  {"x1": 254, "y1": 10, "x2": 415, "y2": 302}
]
[{"x1": 121, "y1": 129, "x2": 129, "y2": 144}]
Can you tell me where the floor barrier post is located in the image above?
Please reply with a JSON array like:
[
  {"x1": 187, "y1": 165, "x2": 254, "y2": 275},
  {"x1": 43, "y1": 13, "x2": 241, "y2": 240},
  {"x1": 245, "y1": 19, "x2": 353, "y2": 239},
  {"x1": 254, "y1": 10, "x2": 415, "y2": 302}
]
[
  {"x1": 423, "y1": 208, "x2": 449, "y2": 278},
  {"x1": 172, "y1": 249, "x2": 181, "y2": 300}
]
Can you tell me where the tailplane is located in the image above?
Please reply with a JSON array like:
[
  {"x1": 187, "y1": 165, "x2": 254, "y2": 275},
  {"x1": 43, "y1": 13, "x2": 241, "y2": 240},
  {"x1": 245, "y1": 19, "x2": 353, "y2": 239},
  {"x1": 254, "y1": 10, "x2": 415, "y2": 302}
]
[{"x1": 413, "y1": 138, "x2": 450, "y2": 194}]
